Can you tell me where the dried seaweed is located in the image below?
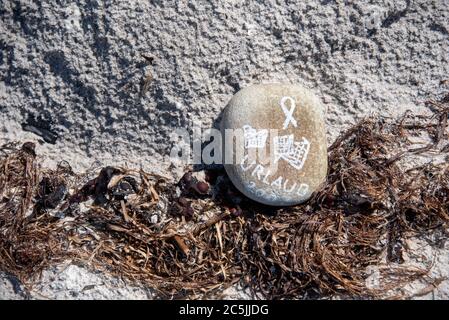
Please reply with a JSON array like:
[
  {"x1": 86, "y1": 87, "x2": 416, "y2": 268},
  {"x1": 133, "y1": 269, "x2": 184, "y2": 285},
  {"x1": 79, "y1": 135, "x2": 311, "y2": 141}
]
[{"x1": 0, "y1": 95, "x2": 448, "y2": 299}]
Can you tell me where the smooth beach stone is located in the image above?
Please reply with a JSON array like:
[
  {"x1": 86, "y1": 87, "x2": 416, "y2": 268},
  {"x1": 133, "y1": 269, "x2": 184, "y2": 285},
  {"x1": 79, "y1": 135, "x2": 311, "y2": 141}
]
[{"x1": 221, "y1": 84, "x2": 328, "y2": 206}]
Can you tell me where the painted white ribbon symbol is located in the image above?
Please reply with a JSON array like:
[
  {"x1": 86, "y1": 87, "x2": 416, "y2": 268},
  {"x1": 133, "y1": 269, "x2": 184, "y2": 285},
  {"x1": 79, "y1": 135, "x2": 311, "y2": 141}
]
[{"x1": 280, "y1": 96, "x2": 297, "y2": 129}]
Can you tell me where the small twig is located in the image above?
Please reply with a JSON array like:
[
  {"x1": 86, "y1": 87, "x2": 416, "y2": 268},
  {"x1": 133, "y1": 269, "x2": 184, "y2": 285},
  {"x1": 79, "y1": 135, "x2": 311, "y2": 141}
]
[
  {"x1": 173, "y1": 235, "x2": 190, "y2": 256},
  {"x1": 193, "y1": 211, "x2": 231, "y2": 236},
  {"x1": 149, "y1": 185, "x2": 159, "y2": 202},
  {"x1": 120, "y1": 200, "x2": 130, "y2": 223}
]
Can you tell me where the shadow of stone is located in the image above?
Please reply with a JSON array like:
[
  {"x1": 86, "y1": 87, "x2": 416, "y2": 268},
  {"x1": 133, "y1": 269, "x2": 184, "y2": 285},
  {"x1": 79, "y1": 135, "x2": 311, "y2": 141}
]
[{"x1": 192, "y1": 105, "x2": 226, "y2": 173}]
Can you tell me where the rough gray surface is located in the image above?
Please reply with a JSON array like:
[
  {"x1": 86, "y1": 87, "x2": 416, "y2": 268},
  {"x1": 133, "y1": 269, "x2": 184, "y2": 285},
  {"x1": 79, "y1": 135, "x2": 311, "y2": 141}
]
[
  {"x1": 0, "y1": 0, "x2": 448, "y2": 299},
  {"x1": 1, "y1": 0, "x2": 448, "y2": 173}
]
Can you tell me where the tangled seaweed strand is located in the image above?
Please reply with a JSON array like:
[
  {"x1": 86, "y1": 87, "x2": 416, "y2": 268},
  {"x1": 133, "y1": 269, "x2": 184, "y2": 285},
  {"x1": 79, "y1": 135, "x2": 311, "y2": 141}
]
[{"x1": 0, "y1": 96, "x2": 448, "y2": 299}]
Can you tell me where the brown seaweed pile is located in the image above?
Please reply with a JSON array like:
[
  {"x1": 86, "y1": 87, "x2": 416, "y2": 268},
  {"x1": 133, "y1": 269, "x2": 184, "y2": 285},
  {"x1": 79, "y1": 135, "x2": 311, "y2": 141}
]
[{"x1": 0, "y1": 95, "x2": 448, "y2": 299}]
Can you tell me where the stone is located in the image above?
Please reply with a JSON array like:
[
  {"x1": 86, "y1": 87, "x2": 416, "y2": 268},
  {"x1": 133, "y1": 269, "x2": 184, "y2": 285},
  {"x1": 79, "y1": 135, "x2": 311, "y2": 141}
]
[{"x1": 221, "y1": 84, "x2": 327, "y2": 206}]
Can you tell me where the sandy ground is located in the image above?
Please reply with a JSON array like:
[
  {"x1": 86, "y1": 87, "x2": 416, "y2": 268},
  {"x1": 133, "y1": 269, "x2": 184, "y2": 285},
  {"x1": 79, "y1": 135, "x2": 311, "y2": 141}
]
[{"x1": 0, "y1": 0, "x2": 448, "y2": 299}]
